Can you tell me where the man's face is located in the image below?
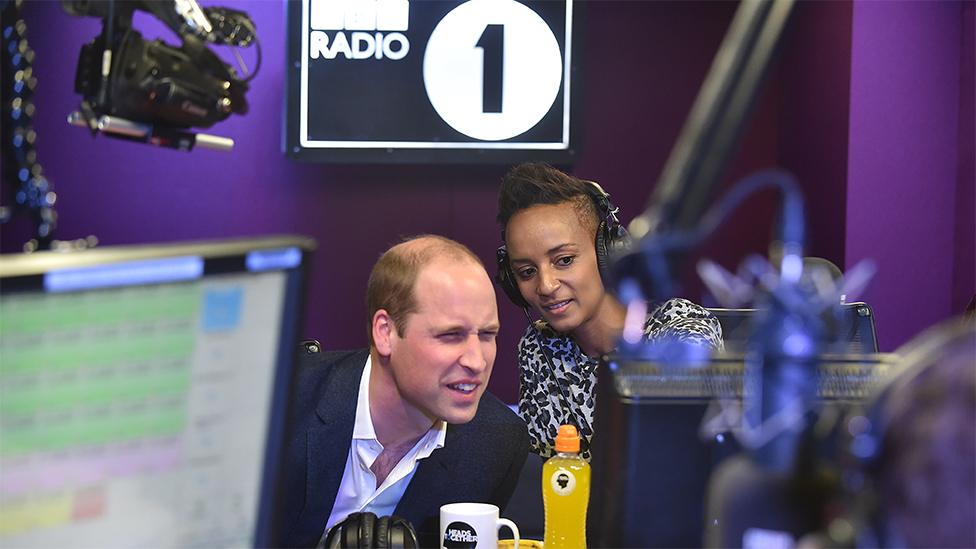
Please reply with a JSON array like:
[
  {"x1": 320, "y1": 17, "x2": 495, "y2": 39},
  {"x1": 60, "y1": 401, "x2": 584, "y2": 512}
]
[{"x1": 386, "y1": 258, "x2": 500, "y2": 425}]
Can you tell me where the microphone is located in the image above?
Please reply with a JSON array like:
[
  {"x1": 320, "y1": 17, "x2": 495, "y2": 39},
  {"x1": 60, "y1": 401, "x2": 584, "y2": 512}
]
[{"x1": 703, "y1": 267, "x2": 839, "y2": 548}]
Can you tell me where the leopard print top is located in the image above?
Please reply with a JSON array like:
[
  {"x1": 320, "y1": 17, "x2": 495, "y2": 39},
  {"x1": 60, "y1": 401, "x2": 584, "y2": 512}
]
[{"x1": 516, "y1": 298, "x2": 723, "y2": 460}]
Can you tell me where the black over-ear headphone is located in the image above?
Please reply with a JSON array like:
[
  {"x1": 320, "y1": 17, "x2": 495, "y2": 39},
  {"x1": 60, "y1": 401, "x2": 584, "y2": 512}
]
[
  {"x1": 496, "y1": 180, "x2": 630, "y2": 309},
  {"x1": 321, "y1": 512, "x2": 418, "y2": 549}
]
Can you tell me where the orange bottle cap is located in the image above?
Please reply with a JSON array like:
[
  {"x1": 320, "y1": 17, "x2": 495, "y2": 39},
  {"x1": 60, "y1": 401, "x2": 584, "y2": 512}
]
[{"x1": 554, "y1": 424, "x2": 580, "y2": 453}]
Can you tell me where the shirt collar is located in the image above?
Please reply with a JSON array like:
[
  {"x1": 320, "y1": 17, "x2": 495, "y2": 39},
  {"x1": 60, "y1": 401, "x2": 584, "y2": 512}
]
[{"x1": 353, "y1": 355, "x2": 447, "y2": 449}]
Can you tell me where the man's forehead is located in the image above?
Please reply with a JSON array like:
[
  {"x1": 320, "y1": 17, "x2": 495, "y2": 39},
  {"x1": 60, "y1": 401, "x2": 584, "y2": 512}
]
[
  {"x1": 406, "y1": 303, "x2": 499, "y2": 331},
  {"x1": 415, "y1": 256, "x2": 485, "y2": 285},
  {"x1": 409, "y1": 261, "x2": 497, "y2": 322},
  {"x1": 413, "y1": 266, "x2": 492, "y2": 307}
]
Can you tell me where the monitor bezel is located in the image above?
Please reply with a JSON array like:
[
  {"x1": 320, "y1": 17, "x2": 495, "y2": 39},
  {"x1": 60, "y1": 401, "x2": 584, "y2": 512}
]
[{"x1": 0, "y1": 235, "x2": 315, "y2": 548}]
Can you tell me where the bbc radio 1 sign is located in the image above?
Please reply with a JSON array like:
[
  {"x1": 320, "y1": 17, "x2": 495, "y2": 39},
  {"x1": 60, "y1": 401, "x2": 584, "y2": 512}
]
[{"x1": 285, "y1": 0, "x2": 578, "y2": 163}]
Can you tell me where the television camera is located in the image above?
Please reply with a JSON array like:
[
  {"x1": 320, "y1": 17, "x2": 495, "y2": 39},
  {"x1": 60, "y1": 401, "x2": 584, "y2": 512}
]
[{"x1": 63, "y1": 0, "x2": 259, "y2": 151}]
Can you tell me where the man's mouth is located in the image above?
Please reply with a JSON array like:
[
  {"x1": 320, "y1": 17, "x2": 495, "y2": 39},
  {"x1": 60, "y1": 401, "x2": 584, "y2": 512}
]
[{"x1": 447, "y1": 383, "x2": 477, "y2": 394}]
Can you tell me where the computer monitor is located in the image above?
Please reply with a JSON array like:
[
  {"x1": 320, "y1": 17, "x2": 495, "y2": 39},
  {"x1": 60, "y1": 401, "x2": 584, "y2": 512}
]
[
  {"x1": 710, "y1": 302, "x2": 880, "y2": 354},
  {"x1": 588, "y1": 351, "x2": 897, "y2": 548},
  {"x1": 0, "y1": 235, "x2": 315, "y2": 548}
]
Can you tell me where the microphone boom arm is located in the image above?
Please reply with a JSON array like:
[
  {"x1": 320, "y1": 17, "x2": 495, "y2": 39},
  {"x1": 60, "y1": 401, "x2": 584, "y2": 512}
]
[{"x1": 630, "y1": 0, "x2": 795, "y2": 242}]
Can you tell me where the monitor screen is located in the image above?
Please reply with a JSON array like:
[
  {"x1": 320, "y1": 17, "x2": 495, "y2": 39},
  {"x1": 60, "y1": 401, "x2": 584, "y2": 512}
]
[
  {"x1": 285, "y1": 0, "x2": 580, "y2": 163},
  {"x1": 709, "y1": 304, "x2": 880, "y2": 355},
  {"x1": 0, "y1": 236, "x2": 314, "y2": 548}
]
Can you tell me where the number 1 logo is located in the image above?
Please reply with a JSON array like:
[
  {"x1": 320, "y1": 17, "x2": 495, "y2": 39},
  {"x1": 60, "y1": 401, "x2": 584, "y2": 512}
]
[{"x1": 423, "y1": 0, "x2": 563, "y2": 141}]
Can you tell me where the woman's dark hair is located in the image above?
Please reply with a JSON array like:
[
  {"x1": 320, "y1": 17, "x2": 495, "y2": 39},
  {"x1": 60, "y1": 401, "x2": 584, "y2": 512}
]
[{"x1": 497, "y1": 162, "x2": 599, "y2": 238}]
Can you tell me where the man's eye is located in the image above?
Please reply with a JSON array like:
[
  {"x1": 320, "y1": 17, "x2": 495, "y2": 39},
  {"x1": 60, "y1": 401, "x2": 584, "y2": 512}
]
[
  {"x1": 479, "y1": 331, "x2": 498, "y2": 342},
  {"x1": 438, "y1": 332, "x2": 463, "y2": 341},
  {"x1": 555, "y1": 255, "x2": 576, "y2": 267}
]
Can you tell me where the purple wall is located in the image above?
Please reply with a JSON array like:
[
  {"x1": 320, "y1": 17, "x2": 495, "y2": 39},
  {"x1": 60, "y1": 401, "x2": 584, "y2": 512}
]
[
  {"x1": 776, "y1": 0, "x2": 853, "y2": 265},
  {"x1": 846, "y1": 0, "x2": 970, "y2": 351},
  {"x1": 954, "y1": 1, "x2": 975, "y2": 316},
  {"x1": 3, "y1": 1, "x2": 971, "y2": 399}
]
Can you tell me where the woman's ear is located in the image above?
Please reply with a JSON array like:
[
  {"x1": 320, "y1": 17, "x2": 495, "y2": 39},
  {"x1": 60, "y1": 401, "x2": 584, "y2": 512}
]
[{"x1": 372, "y1": 309, "x2": 395, "y2": 357}]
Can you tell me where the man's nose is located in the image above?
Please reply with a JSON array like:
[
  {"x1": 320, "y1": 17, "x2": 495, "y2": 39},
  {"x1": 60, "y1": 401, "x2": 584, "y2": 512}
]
[{"x1": 458, "y1": 335, "x2": 488, "y2": 373}]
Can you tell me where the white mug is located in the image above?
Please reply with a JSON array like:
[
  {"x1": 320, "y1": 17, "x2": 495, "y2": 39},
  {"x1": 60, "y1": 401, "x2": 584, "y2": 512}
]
[{"x1": 440, "y1": 502, "x2": 519, "y2": 549}]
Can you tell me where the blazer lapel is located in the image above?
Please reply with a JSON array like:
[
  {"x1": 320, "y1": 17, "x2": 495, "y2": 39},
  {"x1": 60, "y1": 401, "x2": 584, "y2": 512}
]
[
  {"x1": 295, "y1": 351, "x2": 366, "y2": 542},
  {"x1": 394, "y1": 427, "x2": 465, "y2": 536}
]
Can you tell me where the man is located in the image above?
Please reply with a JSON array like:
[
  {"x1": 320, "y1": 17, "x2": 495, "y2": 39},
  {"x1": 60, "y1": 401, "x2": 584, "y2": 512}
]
[{"x1": 277, "y1": 235, "x2": 529, "y2": 547}]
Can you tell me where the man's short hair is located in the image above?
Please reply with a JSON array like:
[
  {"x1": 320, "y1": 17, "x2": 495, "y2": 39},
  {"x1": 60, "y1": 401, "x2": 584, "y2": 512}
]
[
  {"x1": 366, "y1": 235, "x2": 484, "y2": 345},
  {"x1": 877, "y1": 319, "x2": 976, "y2": 547},
  {"x1": 496, "y1": 162, "x2": 599, "y2": 239}
]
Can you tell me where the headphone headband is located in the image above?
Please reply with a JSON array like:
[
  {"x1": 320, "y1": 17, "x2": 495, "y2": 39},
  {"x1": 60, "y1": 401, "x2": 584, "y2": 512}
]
[
  {"x1": 581, "y1": 179, "x2": 622, "y2": 229},
  {"x1": 322, "y1": 512, "x2": 418, "y2": 549}
]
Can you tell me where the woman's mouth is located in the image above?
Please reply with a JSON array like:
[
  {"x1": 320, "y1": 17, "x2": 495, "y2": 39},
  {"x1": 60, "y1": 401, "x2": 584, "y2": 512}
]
[{"x1": 543, "y1": 299, "x2": 572, "y2": 314}]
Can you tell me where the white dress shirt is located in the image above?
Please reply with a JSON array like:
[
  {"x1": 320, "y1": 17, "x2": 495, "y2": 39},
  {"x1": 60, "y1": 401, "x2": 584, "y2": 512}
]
[{"x1": 324, "y1": 356, "x2": 447, "y2": 535}]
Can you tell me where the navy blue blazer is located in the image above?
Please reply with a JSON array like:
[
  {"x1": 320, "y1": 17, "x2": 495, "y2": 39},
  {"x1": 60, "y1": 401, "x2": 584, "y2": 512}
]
[{"x1": 275, "y1": 348, "x2": 529, "y2": 548}]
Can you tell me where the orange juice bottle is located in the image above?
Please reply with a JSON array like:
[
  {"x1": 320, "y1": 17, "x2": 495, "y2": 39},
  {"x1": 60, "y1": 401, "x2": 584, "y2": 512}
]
[{"x1": 542, "y1": 424, "x2": 591, "y2": 549}]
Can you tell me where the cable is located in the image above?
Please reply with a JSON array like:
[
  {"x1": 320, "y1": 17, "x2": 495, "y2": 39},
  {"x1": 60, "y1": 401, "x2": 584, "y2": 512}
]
[{"x1": 241, "y1": 36, "x2": 261, "y2": 83}]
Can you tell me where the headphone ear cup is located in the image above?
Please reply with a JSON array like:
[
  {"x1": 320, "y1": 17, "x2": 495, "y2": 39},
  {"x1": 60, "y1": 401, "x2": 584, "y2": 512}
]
[
  {"x1": 358, "y1": 512, "x2": 376, "y2": 549},
  {"x1": 583, "y1": 180, "x2": 630, "y2": 286},
  {"x1": 595, "y1": 220, "x2": 629, "y2": 284},
  {"x1": 496, "y1": 245, "x2": 530, "y2": 309},
  {"x1": 322, "y1": 512, "x2": 410, "y2": 549},
  {"x1": 321, "y1": 516, "x2": 343, "y2": 549},
  {"x1": 321, "y1": 512, "x2": 363, "y2": 549},
  {"x1": 374, "y1": 516, "x2": 390, "y2": 549},
  {"x1": 387, "y1": 515, "x2": 419, "y2": 549}
]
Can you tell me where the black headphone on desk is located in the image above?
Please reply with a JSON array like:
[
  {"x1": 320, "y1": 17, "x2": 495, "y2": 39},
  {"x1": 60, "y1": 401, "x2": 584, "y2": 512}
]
[
  {"x1": 320, "y1": 512, "x2": 418, "y2": 549},
  {"x1": 496, "y1": 180, "x2": 630, "y2": 309}
]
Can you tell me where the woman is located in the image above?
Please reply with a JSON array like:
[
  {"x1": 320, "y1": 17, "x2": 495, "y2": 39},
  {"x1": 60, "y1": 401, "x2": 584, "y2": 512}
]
[{"x1": 497, "y1": 162, "x2": 723, "y2": 460}]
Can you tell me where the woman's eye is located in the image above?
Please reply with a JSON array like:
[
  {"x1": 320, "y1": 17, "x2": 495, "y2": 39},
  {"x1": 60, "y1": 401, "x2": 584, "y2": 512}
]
[
  {"x1": 516, "y1": 267, "x2": 536, "y2": 279},
  {"x1": 555, "y1": 255, "x2": 576, "y2": 267}
]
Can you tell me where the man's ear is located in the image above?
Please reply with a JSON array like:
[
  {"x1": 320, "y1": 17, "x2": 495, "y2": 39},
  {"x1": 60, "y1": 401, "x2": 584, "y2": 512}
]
[{"x1": 372, "y1": 309, "x2": 395, "y2": 357}]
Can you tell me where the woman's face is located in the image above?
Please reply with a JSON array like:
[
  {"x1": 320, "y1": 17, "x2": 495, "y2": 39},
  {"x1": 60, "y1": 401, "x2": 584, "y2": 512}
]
[{"x1": 504, "y1": 201, "x2": 607, "y2": 334}]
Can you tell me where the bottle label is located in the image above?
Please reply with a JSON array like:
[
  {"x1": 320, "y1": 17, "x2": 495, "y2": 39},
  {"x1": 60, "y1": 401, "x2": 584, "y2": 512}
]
[{"x1": 549, "y1": 468, "x2": 577, "y2": 496}]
